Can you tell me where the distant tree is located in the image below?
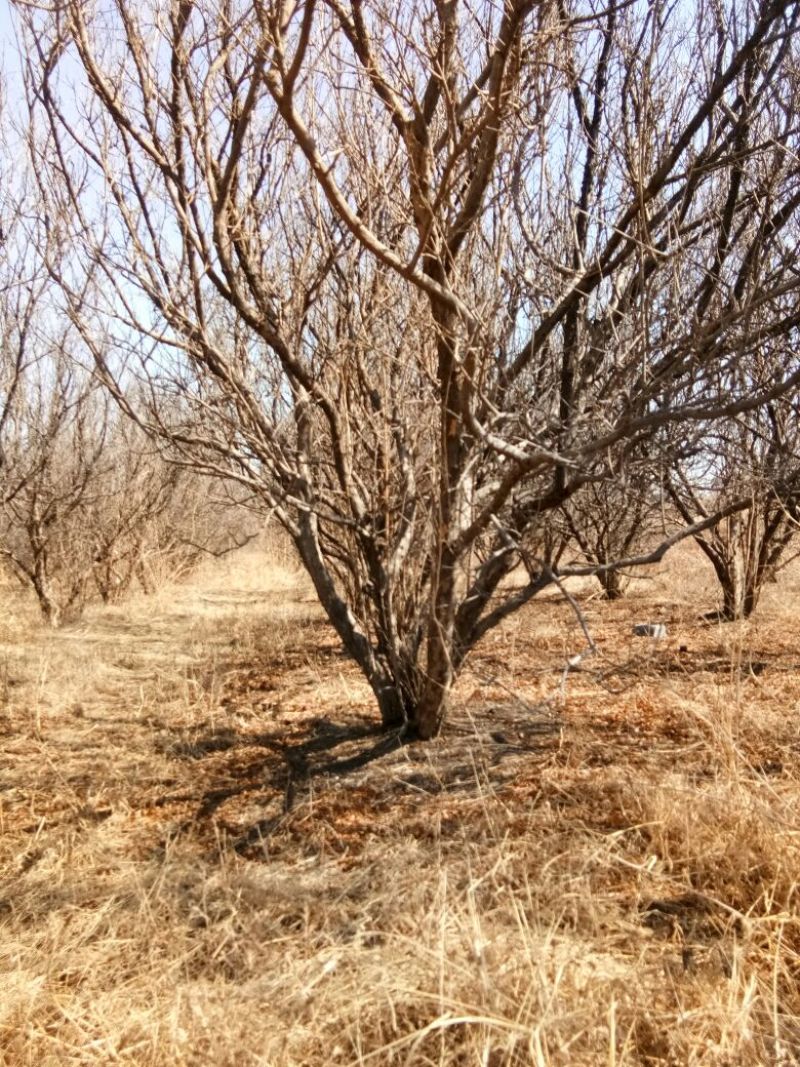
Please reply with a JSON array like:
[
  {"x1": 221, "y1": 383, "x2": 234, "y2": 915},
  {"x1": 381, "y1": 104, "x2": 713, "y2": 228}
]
[
  {"x1": 131, "y1": 470, "x2": 261, "y2": 594},
  {"x1": 81, "y1": 407, "x2": 256, "y2": 603},
  {"x1": 0, "y1": 98, "x2": 257, "y2": 624},
  {"x1": 18, "y1": 0, "x2": 800, "y2": 734},
  {"x1": 0, "y1": 112, "x2": 50, "y2": 507},
  {"x1": 0, "y1": 366, "x2": 256, "y2": 623},
  {"x1": 667, "y1": 391, "x2": 800, "y2": 621},
  {"x1": 561, "y1": 459, "x2": 662, "y2": 600},
  {"x1": 0, "y1": 119, "x2": 103, "y2": 624},
  {"x1": 0, "y1": 359, "x2": 108, "y2": 625},
  {"x1": 87, "y1": 426, "x2": 182, "y2": 605}
]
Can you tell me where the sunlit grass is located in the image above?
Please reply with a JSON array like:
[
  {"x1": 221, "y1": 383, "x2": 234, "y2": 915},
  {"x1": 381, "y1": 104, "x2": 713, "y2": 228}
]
[{"x1": 1, "y1": 540, "x2": 799, "y2": 1065}]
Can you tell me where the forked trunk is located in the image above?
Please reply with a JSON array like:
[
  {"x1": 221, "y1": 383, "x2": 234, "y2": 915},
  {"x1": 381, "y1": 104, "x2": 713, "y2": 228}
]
[
  {"x1": 720, "y1": 578, "x2": 743, "y2": 621},
  {"x1": 699, "y1": 532, "x2": 758, "y2": 622},
  {"x1": 368, "y1": 643, "x2": 455, "y2": 739},
  {"x1": 411, "y1": 530, "x2": 461, "y2": 739},
  {"x1": 742, "y1": 583, "x2": 761, "y2": 619},
  {"x1": 373, "y1": 547, "x2": 461, "y2": 740},
  {"x1": 40, "y1": 599, "x2": 61, "y2": 627}
]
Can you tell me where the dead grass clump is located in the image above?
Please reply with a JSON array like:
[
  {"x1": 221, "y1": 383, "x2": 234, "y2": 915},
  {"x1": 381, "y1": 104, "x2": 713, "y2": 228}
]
[{"x1": 637, "y1": 774, "x2": 799, "y2": 909}]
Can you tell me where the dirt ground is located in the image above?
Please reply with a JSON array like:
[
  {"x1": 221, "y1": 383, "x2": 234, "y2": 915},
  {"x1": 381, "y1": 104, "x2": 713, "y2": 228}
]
[{"x1": 1, "y1": 542, "x2": 799, "y2": 1065}]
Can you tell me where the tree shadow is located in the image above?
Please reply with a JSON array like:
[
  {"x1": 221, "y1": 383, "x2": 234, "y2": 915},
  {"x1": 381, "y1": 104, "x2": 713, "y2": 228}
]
[
  {"x1": 157, "y1": 714, "x2": 405, "y2": 838},
  {"x1": 154, "y1": 700, "x2": 563, "y2": 857},
  {"x1": 598, "y1": 648, "x2": 775, "y2": 682}
]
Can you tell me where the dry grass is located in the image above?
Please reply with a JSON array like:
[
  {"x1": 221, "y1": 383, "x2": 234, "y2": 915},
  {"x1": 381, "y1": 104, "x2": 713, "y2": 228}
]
[{"x1": 2, "y1": 540, "x2": 800, "y2": 1065}]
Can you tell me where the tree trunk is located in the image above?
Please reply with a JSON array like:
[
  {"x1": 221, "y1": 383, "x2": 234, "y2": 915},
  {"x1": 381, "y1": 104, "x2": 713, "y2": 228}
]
[
  {"x1": 414, "y1": 639, "x2": 454, "y2": 740},
  {"x1": 411, "y1": 517, "x2": 460, "y2": 739},
  {"x1": 598, "y1": 568, "x2": 626, "y2": 600},
  {"x1": 414, "y1": 684, "x2": 451, "y2": 740},
  {"x1": 720, "y1": 573, "x2": 744, "y2": 620},
  {"x1": 371, "y1": 675, "x2": 415, "y2": 730},
  {"x1": 741, "y1": 581, "x2": 761, "y2": 619},
  {"x1": 710, "y1": 555, "x2": 765, "y2": 621},
  {"x1": 36, "y1": 589, "x2": 61, "y2": 627},
  {"x1": 32, "y1": 558, "x2": 61, "y2": 627}
]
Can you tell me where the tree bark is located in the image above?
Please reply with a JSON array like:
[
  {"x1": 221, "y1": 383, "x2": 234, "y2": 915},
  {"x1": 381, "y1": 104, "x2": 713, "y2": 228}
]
[
  {"x1": 720, "y1": 571, "x2": 744, "y2": 621},
  {"x1": 598, "y1": 569, "x2": 626, "y2": 600}
]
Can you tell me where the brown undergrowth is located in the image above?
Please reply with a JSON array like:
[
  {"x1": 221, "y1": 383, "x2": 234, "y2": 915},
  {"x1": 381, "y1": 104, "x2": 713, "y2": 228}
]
[{"x1": 1, "y1": 543, "x2": 800, "y2": 1065}]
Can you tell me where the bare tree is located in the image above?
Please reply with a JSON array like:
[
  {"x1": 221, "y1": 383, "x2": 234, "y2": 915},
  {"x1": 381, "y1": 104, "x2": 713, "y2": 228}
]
[
  {"x1": 83, "y1": 419, "x2": 191, "y2": 604},
  {"x1": 131, "y1": 469, "x2": 262, "y2": 594},
  {"x1": 0, "y1": 357, "x2": 110, "y2": 625},
  {"x1": 0, "y1": 362, "x2": 256, "y2": 623},
  {"x1": 667, "y1": 389, "x2": 800, "y2": 620},
  {"x1": 82, "y1": 408, "x2": 255, "y2": 602},
  {"x1": 18, "y1": 0, "x2": 800, "y2": 734},
  {"x1": 0, "y1": 110, "x2": 51, "y2": 506},
  {"x1": 0, "y1": 88, "x2": 258, "y2": 624},
  {"x1": 560, "y1": 461, "x2": 662, "y2": 600},
  {"x1": 0, "y1": 110, "x2": 104, "y2": 624}
]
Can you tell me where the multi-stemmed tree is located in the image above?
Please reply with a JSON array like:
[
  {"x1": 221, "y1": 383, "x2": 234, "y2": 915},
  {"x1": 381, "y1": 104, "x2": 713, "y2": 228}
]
[
  {"x1": 667, "y1": 386, "x2": 800, "y2": 621},
  {"x1": 560, "y1": 455, "x2": 663, "y2": 600},
  {"x1": 0, "y1": 343, "x2": 113, "y2": 626},
  {"x1": 16, "y1": 0, "x2": 800, "y2": 735}
]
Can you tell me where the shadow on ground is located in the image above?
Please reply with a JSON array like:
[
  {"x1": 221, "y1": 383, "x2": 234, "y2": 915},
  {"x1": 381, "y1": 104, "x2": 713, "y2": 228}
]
[{"x1": 151, "y1": 702, "x2": 563, "y2": 857}]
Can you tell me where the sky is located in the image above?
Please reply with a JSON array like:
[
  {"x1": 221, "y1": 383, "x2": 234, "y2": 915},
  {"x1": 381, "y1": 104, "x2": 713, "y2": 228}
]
[
  {"x1": 0, "y1": 1, "x2": 19, "y2": 68},
  {"x1": 0, "y1": 0, "x2": 24, "y2": 122}
]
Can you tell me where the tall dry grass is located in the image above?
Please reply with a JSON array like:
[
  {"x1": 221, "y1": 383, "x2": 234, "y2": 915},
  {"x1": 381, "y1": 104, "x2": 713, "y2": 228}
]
[{"x1": 1, "y1": 539, "x2": 799, "y2": 1065}]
